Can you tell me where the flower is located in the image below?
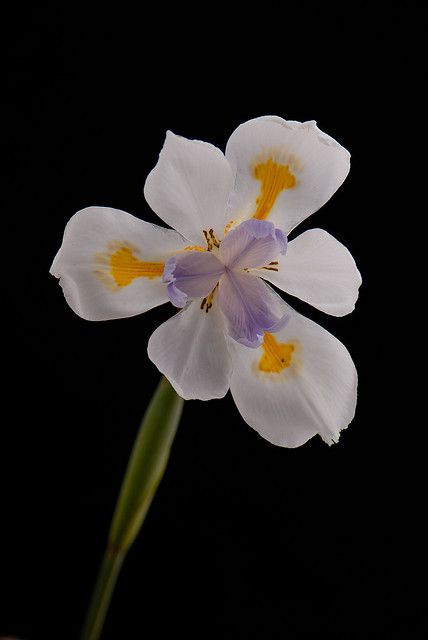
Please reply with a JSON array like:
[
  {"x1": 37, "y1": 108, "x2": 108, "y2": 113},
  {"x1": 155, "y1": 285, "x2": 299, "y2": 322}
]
[{"x1": 51, "y1": 116, "x2": 361, "y2": 447}]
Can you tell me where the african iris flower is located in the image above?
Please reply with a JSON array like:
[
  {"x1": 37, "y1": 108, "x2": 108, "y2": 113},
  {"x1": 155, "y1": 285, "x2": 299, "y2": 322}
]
[{"x1": 51, "y1": 116, "x2": 361, "y2": 447}]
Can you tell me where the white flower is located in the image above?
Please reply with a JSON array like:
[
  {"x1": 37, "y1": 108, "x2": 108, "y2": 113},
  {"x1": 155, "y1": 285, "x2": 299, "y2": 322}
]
[{"x1": 51, "y1": 116, "x2": 361, "y2": 447}]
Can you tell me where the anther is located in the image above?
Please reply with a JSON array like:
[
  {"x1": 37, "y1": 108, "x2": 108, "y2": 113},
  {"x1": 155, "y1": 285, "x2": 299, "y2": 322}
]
[
  {"x1": 209, "y1": 229, "x2": 220, "y2": 248},
  {"x1": 203, "y1": 229, "x2": 213, "y2": 251}
]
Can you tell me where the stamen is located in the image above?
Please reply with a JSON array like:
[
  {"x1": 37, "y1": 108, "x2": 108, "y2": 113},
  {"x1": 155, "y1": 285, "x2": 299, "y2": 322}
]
[
  {"x1": 203, "y1": 229, "x2": 212, "y2": 251},
  {"x1": 203, "y1": 228, "x2": 221, "y2": 252},
  {"x1": 200, "y1": 283, "x2": 219, "y2": 313},
  {"x1": 209, "y1": 229, "x2": 220, "y2": 248}
]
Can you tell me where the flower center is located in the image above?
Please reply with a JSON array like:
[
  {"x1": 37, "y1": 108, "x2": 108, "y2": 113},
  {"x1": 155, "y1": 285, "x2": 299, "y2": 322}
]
[{"x1": 163, "y1": 219, "x2": 289, "y2": 347}]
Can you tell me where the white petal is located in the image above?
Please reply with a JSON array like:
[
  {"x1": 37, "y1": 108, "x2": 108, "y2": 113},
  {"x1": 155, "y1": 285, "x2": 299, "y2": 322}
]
[
  {"x1": 147, "y1": 300, "x2": 232, "y2": 400},
  {"x1": 225, "y1": 116, "x2": 350, "y2": 234},
  {"x1": 259, "y1": 229, "x2": 362, "y2": 316},
  {"x1": 144, "y1": 131, "x2": 234, "y2": 244},
  {"x1": 50, "y1": 206, "x2": 187, "y2": 320},
  {"x1": 229, "y1": 300, "x2": 357, "y2": 447}
]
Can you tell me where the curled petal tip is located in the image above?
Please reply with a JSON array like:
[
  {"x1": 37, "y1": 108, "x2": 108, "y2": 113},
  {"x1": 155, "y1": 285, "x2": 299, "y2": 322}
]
[
  {"x1": 231, "y1": 333, "x2": 264, "y2": 349},
  {"x1": 162, "y1": 256, "x2": 177, "y2": 284},
  {"x1": 275, "y1": 229, "x2": 288, "y2": 255},
  {"x1": 167, "y1": 283, "x2": 188, "y2": 308}
]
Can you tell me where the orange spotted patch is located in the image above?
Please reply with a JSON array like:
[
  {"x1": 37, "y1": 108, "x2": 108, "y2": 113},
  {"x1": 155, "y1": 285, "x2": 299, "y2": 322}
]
[
  {"x1": 253, "y1": 158, "x2": 296, "y2": 220},
  {"x1": 258, "y1": 332, "x2": 295, "y2": 373}
]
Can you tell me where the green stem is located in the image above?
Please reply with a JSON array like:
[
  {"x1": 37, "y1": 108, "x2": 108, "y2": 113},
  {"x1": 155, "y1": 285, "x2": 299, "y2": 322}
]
[
  {"x1": 80, "y1": 377, "x2": 184, "y2": 640},
  {"x1": 80, "y1": 551, "x2": 124, "y2": 640}
]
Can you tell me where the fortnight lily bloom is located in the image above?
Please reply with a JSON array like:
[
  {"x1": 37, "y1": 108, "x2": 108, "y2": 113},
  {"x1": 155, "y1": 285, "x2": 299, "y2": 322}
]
[{"x1": 51, "y1": 116, "x2": 361, "y2": 447}]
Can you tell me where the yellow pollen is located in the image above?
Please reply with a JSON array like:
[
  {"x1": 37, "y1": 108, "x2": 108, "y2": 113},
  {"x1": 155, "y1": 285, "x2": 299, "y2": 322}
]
[
  {"x1": 258, "y1": 332, "x2": 295, "y2": 373},
  {"x1": 184, "y1": 245, "x2": 206, "y2": 252},
  {"x1": 253, "y1": 158, "x2": 296, "y2": 220},
  {"x1": 224, "y1": 220, "x2": 235, "y2": 235}
]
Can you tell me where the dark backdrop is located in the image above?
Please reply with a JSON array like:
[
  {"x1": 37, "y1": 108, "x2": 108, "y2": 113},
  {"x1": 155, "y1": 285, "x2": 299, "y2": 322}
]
[{"x1": 3, "y1": 7, "x2": 422, "y2": 640}]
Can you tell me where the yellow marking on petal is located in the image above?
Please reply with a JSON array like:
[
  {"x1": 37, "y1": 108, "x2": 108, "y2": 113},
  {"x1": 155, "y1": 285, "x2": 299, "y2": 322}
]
[
  {"x1": 110, "y1": 247, "x2": 163, "y2": 286},
  {"x1": 94, "y1": 241, "x2": 164, "y2": 291},
  {"x1": 184, "y1": 245, "x2": 206, "y2": 252},
  {"x1": 258, "y1": 332, "x2": 295, "y2": 373},
  {"x1": 253, "y1": 158, "x2": 296, "y2": 220}
]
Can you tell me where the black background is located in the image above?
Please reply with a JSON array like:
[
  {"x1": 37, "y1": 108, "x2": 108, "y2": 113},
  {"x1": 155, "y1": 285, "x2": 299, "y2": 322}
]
[{"x1": 3, "y1": 7, "x2": 423, "y2": 640}]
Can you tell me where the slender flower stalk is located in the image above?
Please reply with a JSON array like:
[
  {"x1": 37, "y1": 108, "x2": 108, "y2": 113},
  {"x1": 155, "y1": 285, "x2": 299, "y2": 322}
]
[{"x1": 80, "y1": 377, "x2": 184, "y2": 640}]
